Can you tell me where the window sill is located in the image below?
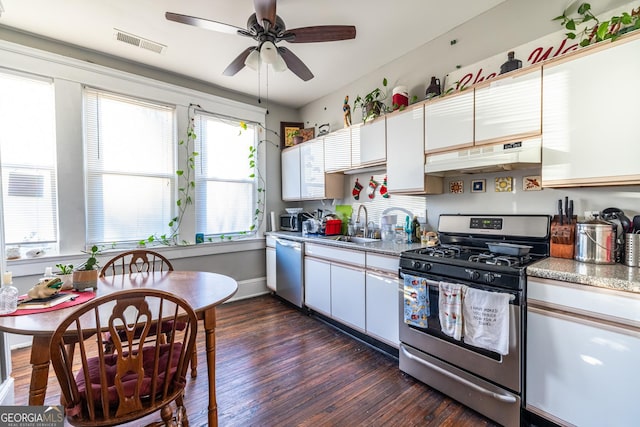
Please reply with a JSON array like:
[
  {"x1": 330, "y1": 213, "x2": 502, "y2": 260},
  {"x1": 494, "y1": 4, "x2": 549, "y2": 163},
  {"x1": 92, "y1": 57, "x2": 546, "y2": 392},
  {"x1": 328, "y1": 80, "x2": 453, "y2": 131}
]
[{"x1": 7, "y1": 237, "x2": 266, "y2": 277}]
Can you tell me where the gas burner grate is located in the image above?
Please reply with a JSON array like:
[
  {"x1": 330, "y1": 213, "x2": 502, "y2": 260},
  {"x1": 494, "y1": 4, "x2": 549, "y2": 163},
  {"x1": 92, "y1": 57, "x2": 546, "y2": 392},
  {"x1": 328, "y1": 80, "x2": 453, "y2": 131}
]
[
  {"x1": 468, "y1": 252, "x2": 532, "y2": 267},
  {"x1": 418, "y1": 244, "x2": 461, "y2": 258}
]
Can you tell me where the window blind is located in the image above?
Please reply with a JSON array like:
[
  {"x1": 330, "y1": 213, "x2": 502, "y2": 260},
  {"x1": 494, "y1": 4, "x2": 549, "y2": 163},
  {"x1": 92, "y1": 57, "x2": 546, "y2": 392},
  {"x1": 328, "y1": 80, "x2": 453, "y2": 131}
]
[
  {"x1": 0, "y1": 70, "x2": 58, "y2": 246},
  {"x1": 84, "y1": 88, "x2": 175, "y2": 246},
  {"x1": 194, "y1": 113, "x2": 257, "y2": 237}
]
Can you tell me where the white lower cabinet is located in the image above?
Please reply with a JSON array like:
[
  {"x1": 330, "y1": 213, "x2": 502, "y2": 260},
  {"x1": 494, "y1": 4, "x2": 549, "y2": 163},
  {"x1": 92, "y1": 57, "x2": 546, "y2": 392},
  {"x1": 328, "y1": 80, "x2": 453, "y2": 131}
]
[
  {"x1": 304, "y1": 257, "x2": 331, "y2": 316},
  {"x1": 266, "y1": 247, "x2": 276, "y2": 291},
  {"x1": 365, "y1": 271, "x2": 399, "y2": 346},
  {"x1": 331, "y1": 264, "x2": 366, "y2": 331},
  {"x1": 526, "y1": 278, "x2": 640, "y2": 426}
]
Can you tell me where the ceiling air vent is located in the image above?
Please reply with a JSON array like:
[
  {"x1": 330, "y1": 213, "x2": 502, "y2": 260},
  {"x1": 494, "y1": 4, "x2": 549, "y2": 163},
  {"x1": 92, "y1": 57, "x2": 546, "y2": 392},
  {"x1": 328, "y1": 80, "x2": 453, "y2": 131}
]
[{"x1": 113, "y1": 29, "x2": 166, "y2": 54}]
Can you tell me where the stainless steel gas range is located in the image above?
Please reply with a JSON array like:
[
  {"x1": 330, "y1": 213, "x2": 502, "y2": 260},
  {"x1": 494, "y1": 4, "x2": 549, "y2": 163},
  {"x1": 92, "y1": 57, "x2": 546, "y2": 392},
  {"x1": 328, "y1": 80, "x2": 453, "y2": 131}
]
[{"x1": 399, "y1": 214, "x2": 550, "y2": 427}]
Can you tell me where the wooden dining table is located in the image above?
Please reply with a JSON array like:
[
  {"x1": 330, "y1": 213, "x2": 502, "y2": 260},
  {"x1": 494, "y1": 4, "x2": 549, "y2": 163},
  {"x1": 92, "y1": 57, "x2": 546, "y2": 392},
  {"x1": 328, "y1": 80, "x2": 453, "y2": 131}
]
[{"x1": 0, "y1": 270, "x2": 237, "y2": 427}]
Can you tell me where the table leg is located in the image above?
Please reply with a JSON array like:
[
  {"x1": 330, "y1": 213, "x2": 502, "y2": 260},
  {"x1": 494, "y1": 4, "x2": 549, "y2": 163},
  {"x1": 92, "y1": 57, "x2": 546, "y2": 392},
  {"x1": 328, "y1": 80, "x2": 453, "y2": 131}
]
[
  {"x1": 204, "y1": 308, "x2": 218, "y2": 427},
  {"x1": 29, "y1": 336, "x2": 52, "y2": 405}
]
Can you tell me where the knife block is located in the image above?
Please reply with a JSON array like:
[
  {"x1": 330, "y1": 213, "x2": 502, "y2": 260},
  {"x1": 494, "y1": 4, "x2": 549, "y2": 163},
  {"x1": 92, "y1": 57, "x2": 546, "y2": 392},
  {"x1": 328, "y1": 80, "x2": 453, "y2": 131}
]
[{"x1": 550, "y1": 215, "x2": 576, "y2": 259}]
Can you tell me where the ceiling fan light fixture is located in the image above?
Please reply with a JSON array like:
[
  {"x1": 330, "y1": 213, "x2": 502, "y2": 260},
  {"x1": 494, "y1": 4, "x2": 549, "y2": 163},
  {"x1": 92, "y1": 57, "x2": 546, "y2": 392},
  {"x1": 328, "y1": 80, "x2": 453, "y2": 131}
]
[
  {"x1": 244, "y1": 49, "x2": 261, "y2": 71},
  {"x1": 271, "y1": 52, "x2": 287, "y2": 72},
  {"x1": 260, "y1": 41, "x2": 279, "y2": 64}
]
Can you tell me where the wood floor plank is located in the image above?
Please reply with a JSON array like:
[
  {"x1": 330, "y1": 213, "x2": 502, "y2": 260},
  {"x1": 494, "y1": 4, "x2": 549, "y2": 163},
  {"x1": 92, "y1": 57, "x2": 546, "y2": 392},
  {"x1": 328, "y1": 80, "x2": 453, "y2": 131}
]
[{"x1": 11, "y1": 294, "x2": 499, "y2": 426}]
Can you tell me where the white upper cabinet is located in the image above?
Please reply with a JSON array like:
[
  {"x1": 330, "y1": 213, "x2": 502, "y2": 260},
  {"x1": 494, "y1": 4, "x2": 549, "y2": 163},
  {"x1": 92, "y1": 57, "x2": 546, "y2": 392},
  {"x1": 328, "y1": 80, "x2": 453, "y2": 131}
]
[
  {"x1": 324, "y1": 127, "x2": 351, "y2": 172},
  {"x1": 300, "y1": 138, "x2": 326, "y2": 199},
  {"x1": 474, "y1": 67, "x2": 542, "y2": 145},
  {"x1": 281, "y1": 146, "x2": 301, "y2": 201},
  {"x1": 425, "y1": 90, "x2": 474, "y2": 153},
  {"x1": 541, "y1": 36, "x2": 640, "y2": 187},
  {"x1": 358, "y1": 117, "x2": 386, "y2": 166},
  {"x1": 350, "y1": 124, "x2": 362, "y2": 167},
  {"x1": 386, "y1": 105, "x2": 443, "y2": 194}
]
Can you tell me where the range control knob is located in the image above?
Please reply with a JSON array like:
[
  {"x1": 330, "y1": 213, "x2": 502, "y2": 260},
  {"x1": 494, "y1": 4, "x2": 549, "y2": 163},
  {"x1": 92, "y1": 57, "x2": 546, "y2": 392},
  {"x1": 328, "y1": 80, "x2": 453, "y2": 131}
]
[
  {"x1": 424, "y1": 263, "x2": 432, "y2": 271},
  {"x1": 412, "y1": 260, "x2": 422, "y2": 269},
  {"x1": 484, "y1": 273, "x2": 496, "y2": 283},
  {"x1": 468, "y1": 270, "x2": 480, "y2": 281}
]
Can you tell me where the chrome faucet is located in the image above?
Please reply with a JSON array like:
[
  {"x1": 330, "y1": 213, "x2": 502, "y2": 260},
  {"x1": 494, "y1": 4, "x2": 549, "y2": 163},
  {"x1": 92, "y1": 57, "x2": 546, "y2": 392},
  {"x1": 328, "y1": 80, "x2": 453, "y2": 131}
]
[{"x1": 356, "y1": 204, "x2": 368, "y2": 238}]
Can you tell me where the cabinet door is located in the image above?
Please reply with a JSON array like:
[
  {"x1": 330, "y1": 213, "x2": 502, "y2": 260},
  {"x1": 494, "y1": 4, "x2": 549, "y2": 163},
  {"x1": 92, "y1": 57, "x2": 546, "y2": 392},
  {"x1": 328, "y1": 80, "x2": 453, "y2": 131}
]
[
  {"x1": 331, "y1": 264, "x2": 366, "y2": 330},
  {"x1": 359, "y1": 117, "x2": 386, "y2": 165},
  {"x1": 386, "y1": 105, "x2": 425, "y2": 193},
  {"x1": 542, "y1": 37, "x2": 640, "y2": 186},
  {"x1": 324, "y1": 128, "x2": 351, "y2": 172},
  {"x1": 425, "y1": 90, "x2": 474, "y2": 153},
  {"x1": 304, "y1": 257, "x2": 331, "y2": 315},
  {"x1": 266, "y1": 247, "x2": 276, "y2": 291},
  {"x1": 365, "y1": 271, "x2": 399, "y2": 347},
  {"x1": 526, "y1": 308, "x2": 640, "y2": 426},
  {"x1": 281, "y1": 147, "x2": 301, "y2": 200},
  {"x1": 350, "y1": 124, "x2": 362, "y2": 167},
  {"x1": 299, "y1": 139, "x2": 325, "y2": 199},
  {"x1": 474, "y1": 68, "x2": 541, "y2": 144}
]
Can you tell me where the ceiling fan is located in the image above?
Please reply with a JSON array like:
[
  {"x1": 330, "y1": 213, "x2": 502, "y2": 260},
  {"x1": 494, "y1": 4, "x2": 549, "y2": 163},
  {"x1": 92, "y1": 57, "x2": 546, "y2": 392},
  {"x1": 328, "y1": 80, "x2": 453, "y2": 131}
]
[{"x1": 165, "y1": 0, "x2": 356, "y2": 81}]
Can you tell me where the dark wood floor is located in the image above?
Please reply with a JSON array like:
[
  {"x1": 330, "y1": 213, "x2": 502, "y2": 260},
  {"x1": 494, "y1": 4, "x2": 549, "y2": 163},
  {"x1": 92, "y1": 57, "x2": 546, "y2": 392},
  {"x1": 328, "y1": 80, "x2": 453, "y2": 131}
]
[{"x1": 11, "y1": 294, "x2": 498, "y2": 426}]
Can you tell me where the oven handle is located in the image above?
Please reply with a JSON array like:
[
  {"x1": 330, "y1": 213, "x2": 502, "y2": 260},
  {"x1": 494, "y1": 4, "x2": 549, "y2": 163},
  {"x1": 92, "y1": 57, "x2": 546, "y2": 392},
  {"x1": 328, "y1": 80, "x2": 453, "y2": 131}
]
[{"x1": 400, "y1": 346, "x2": 517, "y2": 404}]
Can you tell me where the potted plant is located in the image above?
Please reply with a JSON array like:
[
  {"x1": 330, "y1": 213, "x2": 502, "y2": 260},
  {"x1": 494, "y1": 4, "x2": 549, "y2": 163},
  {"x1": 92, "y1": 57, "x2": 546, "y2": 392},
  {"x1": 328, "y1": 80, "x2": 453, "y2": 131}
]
[
  {"x1": 353, "y1": 78, "x2": 389, "y2": 122},
  {"x1": 72, "y1": 245, "x2": 101, "y2": 291},
  {"x1": 54, "y1": 263, "x2": 74, "y2": 290},
  {"x1": 554, "y1": 2, "x2": 640, "y2": 47}
]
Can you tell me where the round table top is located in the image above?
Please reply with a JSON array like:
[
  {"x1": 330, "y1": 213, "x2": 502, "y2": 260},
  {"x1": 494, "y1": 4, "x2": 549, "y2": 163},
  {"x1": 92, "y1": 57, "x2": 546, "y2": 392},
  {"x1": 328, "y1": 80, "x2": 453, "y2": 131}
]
[{"x1": 0, "y1": 271, "x2": 238, "y2": 336}]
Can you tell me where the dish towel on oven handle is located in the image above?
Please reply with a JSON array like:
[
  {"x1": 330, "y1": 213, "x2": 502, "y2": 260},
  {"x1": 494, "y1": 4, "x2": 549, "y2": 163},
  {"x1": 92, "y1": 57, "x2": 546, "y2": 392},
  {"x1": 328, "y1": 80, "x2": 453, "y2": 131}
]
[
  {"x1": 462, "y1": 287, "x2": 511, "y2": 355},
  {"x1": 403, "y1": 273, "x2": 429, "y2": 328},
  {"x1": 438, "y1": 282, "x2": 464, "y2": 340}
]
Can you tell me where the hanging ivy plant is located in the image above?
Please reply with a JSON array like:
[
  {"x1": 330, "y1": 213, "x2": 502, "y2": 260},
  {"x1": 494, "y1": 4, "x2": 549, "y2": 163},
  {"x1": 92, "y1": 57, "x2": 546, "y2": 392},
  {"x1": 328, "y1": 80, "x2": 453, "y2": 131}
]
[{"x1": 139, "y1": 104, "x2": 199, "y2": 247}]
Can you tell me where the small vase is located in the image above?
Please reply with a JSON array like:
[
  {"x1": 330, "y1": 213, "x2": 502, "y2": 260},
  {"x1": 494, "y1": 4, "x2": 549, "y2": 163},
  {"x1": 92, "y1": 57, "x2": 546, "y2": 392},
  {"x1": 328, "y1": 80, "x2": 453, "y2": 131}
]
[
  {"x1": 293, "y1": 135, "x2": 304, "y2": 145},
  {"x1": 0, "y1": 283, "x2": 18, "y2": 314}
]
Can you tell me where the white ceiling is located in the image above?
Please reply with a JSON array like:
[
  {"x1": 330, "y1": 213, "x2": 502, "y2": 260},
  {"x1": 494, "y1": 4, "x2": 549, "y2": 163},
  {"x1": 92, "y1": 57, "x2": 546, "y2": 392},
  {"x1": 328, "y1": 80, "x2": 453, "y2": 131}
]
[{"x1": 0, "y1": 0, "x2": 507, "y2": 109}]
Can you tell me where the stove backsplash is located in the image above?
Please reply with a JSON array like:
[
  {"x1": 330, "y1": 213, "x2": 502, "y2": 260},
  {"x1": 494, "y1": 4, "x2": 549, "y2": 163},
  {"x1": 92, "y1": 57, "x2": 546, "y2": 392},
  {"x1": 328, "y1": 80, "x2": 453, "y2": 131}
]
[{"x1": 301, "y1": 168, "x2": 640, "y2": 231}]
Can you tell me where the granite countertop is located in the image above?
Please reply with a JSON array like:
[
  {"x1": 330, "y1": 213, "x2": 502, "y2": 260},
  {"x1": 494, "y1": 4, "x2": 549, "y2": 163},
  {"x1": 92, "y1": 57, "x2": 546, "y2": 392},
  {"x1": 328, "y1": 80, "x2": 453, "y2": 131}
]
[
  {"x1": 527, "y1": 257, "x2": 640, "y2": 294},
  {"x1": 266, "y1": 231, "x2": 423, "y2": 256}
]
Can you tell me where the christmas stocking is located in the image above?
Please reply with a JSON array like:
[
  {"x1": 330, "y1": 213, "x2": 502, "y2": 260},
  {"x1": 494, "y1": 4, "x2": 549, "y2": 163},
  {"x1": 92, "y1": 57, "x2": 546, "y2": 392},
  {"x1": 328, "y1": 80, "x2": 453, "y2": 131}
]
[
  {"x1": 380, "y1": 176, "x2": 389, "y2": 198},
  {"x1": 352, "y1": 178, "x2": 363, "y2": 200},
  {"x1": 367, "y1": 176, "x2": 378, "y2": 199}
]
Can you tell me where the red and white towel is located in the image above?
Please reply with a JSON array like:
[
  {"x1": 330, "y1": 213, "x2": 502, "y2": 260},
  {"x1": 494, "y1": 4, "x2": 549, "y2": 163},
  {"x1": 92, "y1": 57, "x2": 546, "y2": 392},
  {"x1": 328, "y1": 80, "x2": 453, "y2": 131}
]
[{"x1": 438, "y1": 282, "x2": 464, "y2": 340}]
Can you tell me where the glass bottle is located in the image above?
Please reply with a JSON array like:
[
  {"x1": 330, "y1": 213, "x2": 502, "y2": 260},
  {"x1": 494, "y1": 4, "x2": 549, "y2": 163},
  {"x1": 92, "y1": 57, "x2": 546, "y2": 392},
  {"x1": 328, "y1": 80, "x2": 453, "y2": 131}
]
[{"x1": 0, "y1": 272, "x2": 18, "y2": 315}]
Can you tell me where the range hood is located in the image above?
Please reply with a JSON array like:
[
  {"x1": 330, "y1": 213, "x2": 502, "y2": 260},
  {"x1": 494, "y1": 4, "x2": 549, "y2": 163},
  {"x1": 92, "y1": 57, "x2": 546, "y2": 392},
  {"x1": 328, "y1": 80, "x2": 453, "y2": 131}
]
[{"x1": 425, "y1": 138, "x2": 541, "y2": 175}]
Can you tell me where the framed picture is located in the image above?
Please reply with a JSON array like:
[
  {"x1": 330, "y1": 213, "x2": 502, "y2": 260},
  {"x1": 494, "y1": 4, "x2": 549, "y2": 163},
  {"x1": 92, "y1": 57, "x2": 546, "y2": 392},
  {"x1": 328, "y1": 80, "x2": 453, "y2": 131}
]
[
  {"x1": 495, "y1": 176, "x2": 513, "y2": 192},
  {"x1": 449, "y1": 180, "x2": 464, "y2": 194},
  {"x1": 299, "y1": 127, "x2": 315, "y2": 142},
  {"x1": 523, "y1": 175, "x2": 542, "y2": 191},
  {"x1": 471, "y1": 179, "x2": 485, "y2": 193},
  {"x1": 280, "y1": 121, "x2": 304, "y2": 149}
]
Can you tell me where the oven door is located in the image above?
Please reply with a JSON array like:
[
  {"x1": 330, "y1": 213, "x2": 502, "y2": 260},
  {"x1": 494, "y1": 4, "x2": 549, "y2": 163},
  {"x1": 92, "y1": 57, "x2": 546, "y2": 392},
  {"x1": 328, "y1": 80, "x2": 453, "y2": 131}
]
[{"x1": 399, "y1": 269, "x2": 522, "y2": 393}]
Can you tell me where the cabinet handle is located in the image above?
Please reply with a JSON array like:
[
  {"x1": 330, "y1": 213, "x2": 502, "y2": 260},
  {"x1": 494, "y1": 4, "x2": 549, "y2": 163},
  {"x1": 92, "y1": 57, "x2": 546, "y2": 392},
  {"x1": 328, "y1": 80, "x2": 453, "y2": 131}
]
[{"x1": 400, "y1": 346, "x2": 517, "y2": 404}]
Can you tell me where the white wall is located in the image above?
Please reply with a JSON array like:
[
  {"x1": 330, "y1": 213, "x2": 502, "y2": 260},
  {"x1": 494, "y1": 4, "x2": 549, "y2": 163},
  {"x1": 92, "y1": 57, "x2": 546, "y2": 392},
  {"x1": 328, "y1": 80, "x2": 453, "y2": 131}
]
[{"x1": 297, "y1": 0, "x2": 639, "y2": 226}]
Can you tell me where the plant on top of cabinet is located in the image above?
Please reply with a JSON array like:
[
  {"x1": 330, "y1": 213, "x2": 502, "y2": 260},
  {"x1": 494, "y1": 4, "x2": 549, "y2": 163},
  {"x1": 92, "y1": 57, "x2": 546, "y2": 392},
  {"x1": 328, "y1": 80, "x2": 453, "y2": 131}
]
[
  {"x1": 554, "y1": 2, "x2": 640, "y2": 47},
  {"x1": 353, "y1": 78, "x2": 389, "y2": 123}
]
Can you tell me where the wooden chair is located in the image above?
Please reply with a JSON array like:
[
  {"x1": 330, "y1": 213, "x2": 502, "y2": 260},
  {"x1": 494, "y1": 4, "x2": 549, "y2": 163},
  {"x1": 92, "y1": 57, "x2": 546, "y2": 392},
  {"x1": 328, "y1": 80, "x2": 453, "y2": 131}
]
[
  {"x1": 49, "y1": 289, "x2": 197, "y2": 426},
  {"x1": 99, "y1": 250, "x2": 198, "y2": 378}
]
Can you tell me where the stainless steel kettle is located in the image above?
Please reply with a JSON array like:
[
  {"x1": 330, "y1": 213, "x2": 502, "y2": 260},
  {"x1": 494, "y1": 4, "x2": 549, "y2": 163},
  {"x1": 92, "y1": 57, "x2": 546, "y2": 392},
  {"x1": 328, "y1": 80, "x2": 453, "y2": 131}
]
[{"x1": 575, "y1": 217, "x2": 617, "y2": 264}]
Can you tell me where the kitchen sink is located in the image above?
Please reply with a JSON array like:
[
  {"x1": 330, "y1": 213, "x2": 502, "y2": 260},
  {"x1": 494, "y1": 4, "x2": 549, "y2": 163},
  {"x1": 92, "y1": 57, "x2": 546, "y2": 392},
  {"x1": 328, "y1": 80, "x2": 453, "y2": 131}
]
[{"x1": 320, "y1": 235, "x2": 380, "y2": 244}]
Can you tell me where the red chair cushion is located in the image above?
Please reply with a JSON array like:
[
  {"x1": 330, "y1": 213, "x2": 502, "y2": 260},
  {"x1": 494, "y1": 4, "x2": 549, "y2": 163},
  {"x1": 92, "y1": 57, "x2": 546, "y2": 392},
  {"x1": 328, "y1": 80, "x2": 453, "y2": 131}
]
[{"x1": 76, "y1": 343, "x2": 183, "y2": 406}]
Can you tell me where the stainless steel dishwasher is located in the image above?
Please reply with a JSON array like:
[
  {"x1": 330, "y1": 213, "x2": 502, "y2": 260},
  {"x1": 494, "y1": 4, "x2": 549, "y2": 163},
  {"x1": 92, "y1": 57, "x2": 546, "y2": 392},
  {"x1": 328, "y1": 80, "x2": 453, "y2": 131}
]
[{"x1": 275, "y1": 238, "x2": 304, "y2": 307}]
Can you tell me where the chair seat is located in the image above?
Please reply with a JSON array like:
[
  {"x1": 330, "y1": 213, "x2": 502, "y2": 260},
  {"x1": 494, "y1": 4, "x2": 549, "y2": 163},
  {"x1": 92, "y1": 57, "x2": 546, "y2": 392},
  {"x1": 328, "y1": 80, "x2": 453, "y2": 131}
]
[{"x1": 76, "y1": 343, "x2": 183, "y2": 407}]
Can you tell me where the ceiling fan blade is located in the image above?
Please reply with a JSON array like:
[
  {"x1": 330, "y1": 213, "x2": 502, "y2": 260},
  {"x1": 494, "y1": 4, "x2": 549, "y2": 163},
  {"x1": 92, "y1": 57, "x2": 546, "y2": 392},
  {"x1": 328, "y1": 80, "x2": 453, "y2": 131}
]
[
  {"x1": 253, "y1": 0, "x2": 277, "y2": 28},
  {"x1": 278, "y1": 47, "x2": 314, "y2": 81},
  {"x1": 284, "y1": 25, "x2": 356, "y2": 43},
  {"x1": 223, "y1": 47, "x2": 255, "y2": 76},
  {"x1": 165, "y1": 12, "x2": 244, "y2": 35}
]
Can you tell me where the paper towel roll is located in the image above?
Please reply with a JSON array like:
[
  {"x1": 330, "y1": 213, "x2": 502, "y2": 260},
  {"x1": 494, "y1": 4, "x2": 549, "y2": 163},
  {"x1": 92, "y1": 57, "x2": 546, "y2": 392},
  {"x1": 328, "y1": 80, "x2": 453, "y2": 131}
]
[{"x1": 270, "y1": 211, "x2": 278, "y2": 231}]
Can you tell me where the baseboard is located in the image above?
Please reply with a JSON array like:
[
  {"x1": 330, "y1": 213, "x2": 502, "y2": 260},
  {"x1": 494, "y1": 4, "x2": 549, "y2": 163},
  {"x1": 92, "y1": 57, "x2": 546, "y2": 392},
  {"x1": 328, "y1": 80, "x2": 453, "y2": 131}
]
[{"x1": 227, "y1": 277, "x2": 270, "y2": 302}]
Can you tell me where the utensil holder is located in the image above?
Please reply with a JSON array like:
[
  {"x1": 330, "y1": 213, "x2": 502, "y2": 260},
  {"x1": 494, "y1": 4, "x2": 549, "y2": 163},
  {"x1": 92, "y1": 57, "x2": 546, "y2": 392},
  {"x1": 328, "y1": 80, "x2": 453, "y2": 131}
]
[{"x1": 550, "y1": 215, "x2": 576, "y2": 259}]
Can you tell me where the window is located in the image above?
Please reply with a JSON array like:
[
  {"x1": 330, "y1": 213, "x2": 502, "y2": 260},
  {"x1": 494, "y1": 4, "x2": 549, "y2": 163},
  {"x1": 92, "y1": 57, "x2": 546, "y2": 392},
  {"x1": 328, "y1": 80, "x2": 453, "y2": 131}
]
[
  {"x1": 194, "y1": 113, "x2": 257, "y2": 238},
  {"x1": 0, "y1": 71, "x2": 58, "y2": 248},
  {"x1": 84, "y1": 89, "x2": 175, "y2": 246}
]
